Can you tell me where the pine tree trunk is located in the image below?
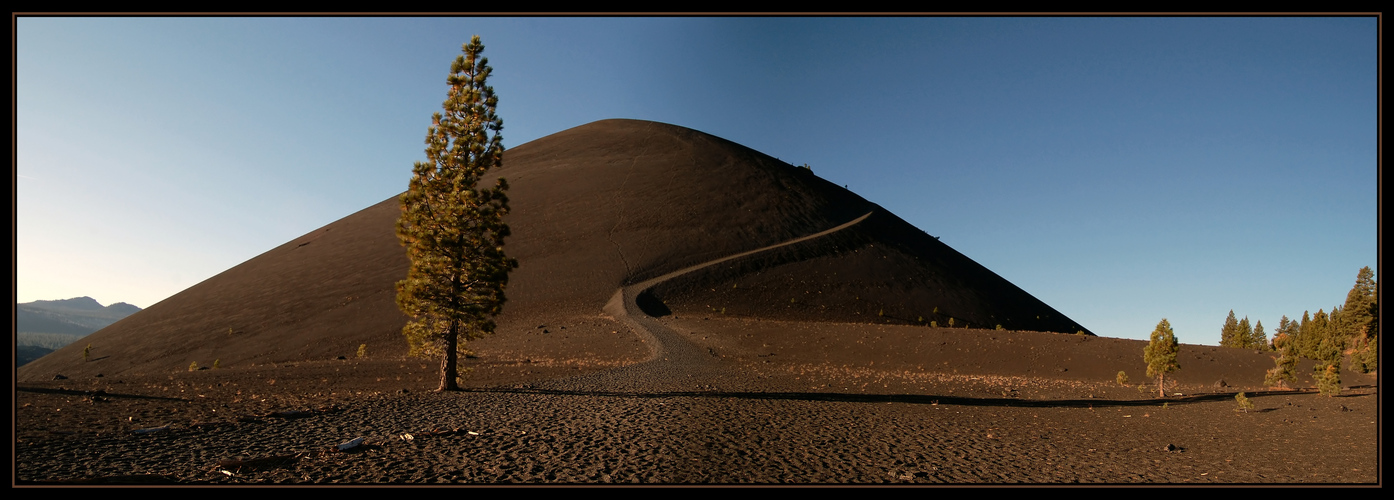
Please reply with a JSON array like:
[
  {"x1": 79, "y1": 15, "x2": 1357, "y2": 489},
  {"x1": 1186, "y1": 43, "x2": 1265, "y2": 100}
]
[
  {"x1": 1157, "y1": 374, "x2": 1165, "y2": 398},
  {"x1": 439, "y1": 321, "x2": 460, "y2": 391}
]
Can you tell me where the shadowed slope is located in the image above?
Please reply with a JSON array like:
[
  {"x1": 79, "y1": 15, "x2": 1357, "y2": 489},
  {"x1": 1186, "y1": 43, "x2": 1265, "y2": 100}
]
[{"x1": 18, "y1": 119, "x2": 1085, "y2": 381}]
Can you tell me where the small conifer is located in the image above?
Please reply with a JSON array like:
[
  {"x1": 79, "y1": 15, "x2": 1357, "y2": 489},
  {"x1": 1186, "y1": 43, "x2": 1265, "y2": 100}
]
[
  {"x1": 1144, "y1": 319, "x2": 1180, "y2": 398},
  {"x1": 1235, "y1": 392, "x2": 1255, "y2": 413},
  {"x1": 1264, "y1": 331, "x2": 1298, "y2": 389}
]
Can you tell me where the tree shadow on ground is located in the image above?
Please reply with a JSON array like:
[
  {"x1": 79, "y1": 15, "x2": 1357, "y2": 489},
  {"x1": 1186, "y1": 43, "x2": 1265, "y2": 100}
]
[
  {"x1": 463, "y1": 386, "x2": 1370, "y2": 409},
  {"x1": 16, "y1": 385, "x2": 188, "y2": 401}
]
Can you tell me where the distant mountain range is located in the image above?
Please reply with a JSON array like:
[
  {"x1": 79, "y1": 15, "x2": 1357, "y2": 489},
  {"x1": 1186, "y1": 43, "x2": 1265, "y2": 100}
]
[{"x1": 15, "y1": 297, "x2": 141, "y2": 366}]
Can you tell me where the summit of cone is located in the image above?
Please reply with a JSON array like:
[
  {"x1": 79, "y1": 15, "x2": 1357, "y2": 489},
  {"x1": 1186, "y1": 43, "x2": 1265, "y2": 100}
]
[{"x1": 17, "y1": 119, "x2": 1087, "y2": 381}]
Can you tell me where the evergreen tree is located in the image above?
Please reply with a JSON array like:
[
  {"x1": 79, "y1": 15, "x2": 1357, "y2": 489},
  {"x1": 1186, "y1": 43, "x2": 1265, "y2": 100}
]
[
  {"x1": 1354, "y1": 334, "x2": 1377, "y2": 373},
  {"x1": 1145, "y1": 319, "x2": 1181, "y2": 398},
  {"x1": 1238, "y1": 317, "x2": 1253, "y2": 349},
  {"x1": 1251, "y1": 320, "x2": 1267, "y2": 351},
  {"x1": 1344, "y1": 267, "x2": 1377, "y2": 331},
  {"x1": 1316, "y1": 364, "x2": 1342, "y2": 396},
  {"x1": 1265, "y1": 329, "x2": 1297, "y2": 389},
  {"x1": 1296, "y1": 311, "x2": 1315, "y2": 359},
  {"x1": 396, "y1": 35, "x2": 518, "y2": 392},
  {"x1": 1275, "y1": 315, "x2": 1295, "y2": 350},
  {"x1": 1342, "y1": 267, "x2": 1378, "y2": 373},
  {"x1": 1220, "y1": 310, "x2": 1241, "y2": 348},
  {"x1": 1310, "y1": 308, "x2": 1344, "y2": 397}
]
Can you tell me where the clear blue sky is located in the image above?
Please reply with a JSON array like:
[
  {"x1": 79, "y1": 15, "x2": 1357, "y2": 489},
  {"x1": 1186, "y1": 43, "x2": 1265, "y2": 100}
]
[{"x1": 15, "y1": 16, "x2": 1378, "y2": 346}]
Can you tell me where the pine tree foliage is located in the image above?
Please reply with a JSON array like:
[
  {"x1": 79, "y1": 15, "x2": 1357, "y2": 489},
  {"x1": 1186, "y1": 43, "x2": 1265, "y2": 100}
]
[
  {"x1": 1316, "y1": 363, "x2": 1342, "y2": 396},
  {"x1": 1342, "y1": 267, "x2": 1378, "y2": 373},
  {"x1": 1145, "y1": 318, "x2": 1181, "y2": 398},
  {"x1": 1311, "y1": 309, "x2": 1345, "y2": 397},
  {"x1": 1251, "y1": 320, "x2": 1267, "y2": 351},
  {"x1": 1238, "y1": 317, "x2": 1253, "y2": 349},
  {"x1": 396, "y1": 35, "x2": 518, "y2": 392},
  {"x1": 1220, "y1": 310, "x2": 1241, "y2": 348},
  {"x1": 1234, "y1": 392, "x2": 1255, "y2": 413},
  {"x1": 1296, "y1": 310, "x2": 1316, "y2": 359},
  {"x1": 1265, "y1": 329, "x2": 1298, "y2": 389}
]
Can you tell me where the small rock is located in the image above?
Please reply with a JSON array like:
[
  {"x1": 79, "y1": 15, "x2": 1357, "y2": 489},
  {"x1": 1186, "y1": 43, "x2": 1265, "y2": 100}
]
[
  {"x1": 338, "y1": 437, "x2": 365, "y2": 451},
  {"x1": 53, "y1": 374, "x2": 68, "y2": 380},
  {"x1": 1214, "y1": 380, "x2": 1228, "y2": 388}
]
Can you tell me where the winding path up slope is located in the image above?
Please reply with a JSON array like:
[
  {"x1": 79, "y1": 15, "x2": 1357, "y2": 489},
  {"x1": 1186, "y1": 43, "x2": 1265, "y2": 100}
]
[{"x1": 534, "y1": 212, "x2": 874, "y2": 393}]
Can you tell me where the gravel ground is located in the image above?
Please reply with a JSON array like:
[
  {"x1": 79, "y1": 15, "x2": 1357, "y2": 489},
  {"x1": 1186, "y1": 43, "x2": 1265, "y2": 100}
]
[{"x1": 14, "y1": 355, "x2": 1379, "y2": 485}]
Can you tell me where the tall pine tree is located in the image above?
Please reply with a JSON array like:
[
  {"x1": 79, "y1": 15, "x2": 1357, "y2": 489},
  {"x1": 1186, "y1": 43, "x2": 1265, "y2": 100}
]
[
  {"x1": 1238, "y1": 317, "x2": 1253, "y2": 349},
  {"x1": 1251, "y1": 320, "x2": 1267, "y2": 351},
  {"x1": 396, "y1": 36, "x2": 518, "y2": 392},
  {"x1": 1342, "y1": 267, "x2": 1378, "y2": 373},
  {"x1": 1296, "y1": 311, "x2": 1315, "y2": 359},
  {"x1": 1220, "y1": 310, "x2": 1241, "y2": 348}
]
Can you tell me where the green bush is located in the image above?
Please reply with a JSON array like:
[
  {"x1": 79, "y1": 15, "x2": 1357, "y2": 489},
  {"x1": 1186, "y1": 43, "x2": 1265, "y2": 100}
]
[
  {"x1": 1235, "y1": 392, "x2": 1255, "y2": 413},
  {"x1": 1116, "y1": 371, "x2": 1129, "y2": 386},
  {"x1": 188, "y1": 361, "x2": 199, "y2": 372}
]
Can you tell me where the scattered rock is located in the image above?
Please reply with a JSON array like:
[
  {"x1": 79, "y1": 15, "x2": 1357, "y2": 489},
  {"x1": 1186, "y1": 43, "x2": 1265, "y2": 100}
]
[
  {"x1": 52, "y1": 375, "x2": 67, "y2": 380},
  {"x1": 218, "y1": 454, "x2": 300, "y2": 472},
  {"x1": 338, "y1": 437, "x2": 365, "y2": 451},
  {"x1": 1164, "y1": 443, "x2": 1184, "y2": 453}
]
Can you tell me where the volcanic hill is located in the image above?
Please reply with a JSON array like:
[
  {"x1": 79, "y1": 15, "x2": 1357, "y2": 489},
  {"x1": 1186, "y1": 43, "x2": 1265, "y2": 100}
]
[{"x1": 17, "y1": 119, "x2": 1089, "y2": 381}]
